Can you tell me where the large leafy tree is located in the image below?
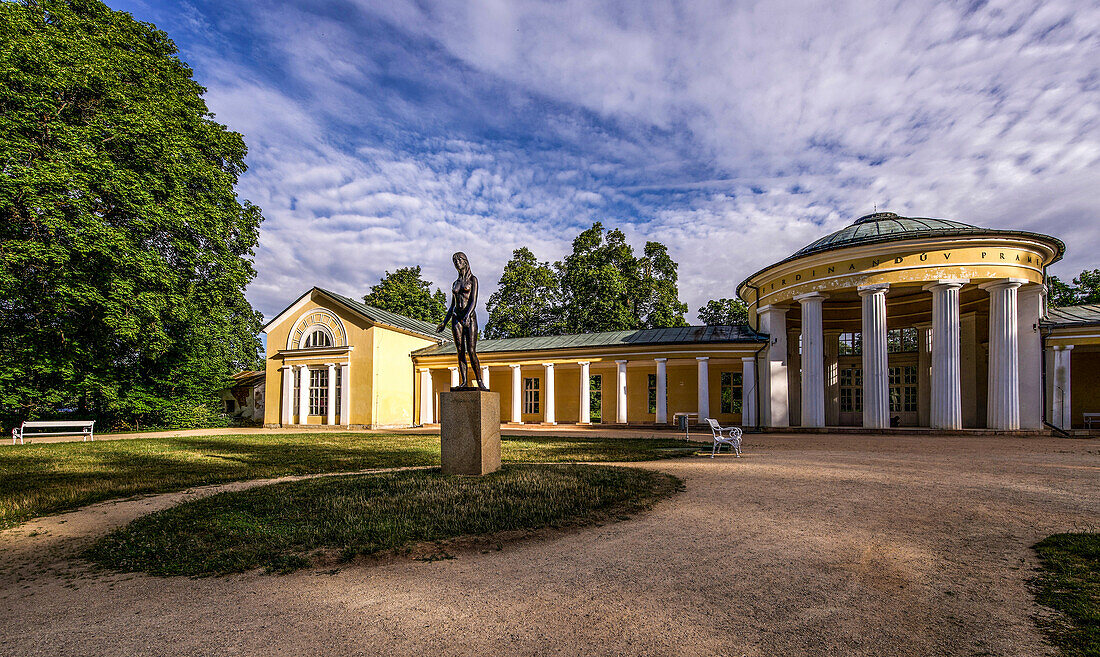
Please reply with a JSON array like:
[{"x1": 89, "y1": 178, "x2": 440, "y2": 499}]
[
  {"x1": 485, "y1": 248, "x2": 561, "y2": 338},
  {"x1": 697, "y1": 298, "x2": 749, "y2": 325},
  {"x1": 1048, "y1": 269, "x2": 1100, "y2": 307},
  {"x1": 363, "y1": 266, "x2": 446, "y2": 323},
  {"x1": 556, "y1": 223, "x2": 687, "y2": 333},
  {"x1": 0, "y1": 0, "x2": 264, "y2": 428},
  {"x1": 636, "y1": 242, "x2": 688, "y2": 329}
]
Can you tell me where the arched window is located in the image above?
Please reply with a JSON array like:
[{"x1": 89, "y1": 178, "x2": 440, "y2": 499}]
[{"x1": 302, "y1": 326, "x2": 333, "y2": 348}]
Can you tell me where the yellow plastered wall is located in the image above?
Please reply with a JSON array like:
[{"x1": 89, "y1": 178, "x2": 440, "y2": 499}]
[
  {"x1": 666, "y1": 363, "x2": 698, "y2": 421},
  {"x1": 1071, "y1": 351, "x2": 1100, "y2": 429},
  {"x1": 371, "y1": 327, "x2": 437, "y2": 427},
  {"x1": 555, "y1": 367, "x2": 582, "y2": 423}
]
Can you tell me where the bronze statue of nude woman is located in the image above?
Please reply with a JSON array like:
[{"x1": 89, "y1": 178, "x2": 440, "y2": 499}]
[{"x1": 437, "y1": 252, "x2": 488, "y2": 390}]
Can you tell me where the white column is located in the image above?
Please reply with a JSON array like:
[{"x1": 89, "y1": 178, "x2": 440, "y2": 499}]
[
  {"x1": 280, "y1": 365, "x2": 292, "y2": 426},
  {"x1": 741, "y1": 356, "x2": 757, "y2": 427},
  {"x1": 510, "y1": 365, "x2": 522, "y2": 423},
  {"x1": 981, "y1": 279, "x2": 1023, "y2": 430},
  {"x1": 543, "y1": 363, "x2": 556, "y2": 424},
  {"x1": 654, "y1": 358, "x2": 668, "y2": 424},
  {"x1": 1053, "y1": 346, "x2": 1073, "y2": 430},
  {"x1": 298, "y1": 365, "x2": 310, "y2": 424},
  {"x1": 858, "y1": 284, "x2": 890, "y2": 429},
  {"x1": 418, "y1": 368, "x2": 433, "y2": 425},
  {"x1": 326, "y1": 363, "x2": 336, "y2": 425},
  {"x1": 757, "y1": 305, "x2": 789, "y2": 427},
  {"x1": 578, "y1": 361, "x2": 591, "y2": 424},
  {"x1": 1017, "y1": 285, "x2": 1045, "y2": 429},
  {"x1": 481, "y1": 366, "x2": 490, "y2": 390},
  {"x1": 341, "y1": 362, "x2": 350, "y2": 427},
  {"x1": 615, "y1": 360, "x2": 628, "y2": 424},
  {"x1": 795, "y1": 292, "x2": 826, "y2": 428},
  {"x1": 926, "y1": 280, "x2": 965, "y2": 430},
  {"x1": 696, "y1": 357, "x2": 710, "y2": 421},
  {"x1": 449, "y1": 366, "x2": 459, "y2": 389}
]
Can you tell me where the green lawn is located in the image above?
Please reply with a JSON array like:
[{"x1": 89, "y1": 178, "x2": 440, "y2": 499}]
[
  {"x1": 0, "y1": 433, "x2": 695, "y2": 529},
  {"x1": 1033, "y1": 533, "x2": 1100, "y2": 656},
  {"x1": 84, "y1": 464, "x2": 682, "y2": 576}
]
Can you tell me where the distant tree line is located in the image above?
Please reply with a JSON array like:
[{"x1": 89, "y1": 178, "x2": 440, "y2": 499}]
[
  {"x1": 1048, "y1": 269, "x2": 1100, "y2": 307},
  {"x1": 363, "y1": 222, "x2": 750, "y2": 339}
]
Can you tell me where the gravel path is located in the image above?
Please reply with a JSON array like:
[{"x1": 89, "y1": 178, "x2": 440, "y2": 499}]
[{"x1": 1, "y1": 434, "x2": 1097, "y2": 656}]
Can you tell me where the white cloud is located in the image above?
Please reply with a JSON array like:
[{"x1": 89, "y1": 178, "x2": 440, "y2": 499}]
[{"x1": 155, "y1": 0, "x2": 1100, "y2": 320}]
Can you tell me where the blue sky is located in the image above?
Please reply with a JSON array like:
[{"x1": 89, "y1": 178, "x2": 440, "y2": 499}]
[{"x1": 112, "y1": 0, "x2": 1100, "y2": 321}]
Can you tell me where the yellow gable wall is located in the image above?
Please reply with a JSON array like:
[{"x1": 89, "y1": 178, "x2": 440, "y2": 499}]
[
  {"x1": 371, "y1": 325, "x2": 438, "y2": 427},
  {"x1": 263, "y1": 291, "x2": 375, "y2": 426}
]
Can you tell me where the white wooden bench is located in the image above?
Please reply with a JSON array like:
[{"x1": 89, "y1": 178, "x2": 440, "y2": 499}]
[
  {"x1": 1084, "y1": 413, "x2": 1100, "y2": 430},
  {"x1": 12, "y1": 420, "x2": 95, "y2": 445}
]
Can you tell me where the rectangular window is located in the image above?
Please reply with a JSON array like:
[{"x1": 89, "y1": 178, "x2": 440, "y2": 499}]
[
  {"x1": 839, "y1": 332, "x2": 862, "y2": 355},
  {"x1": 293, "y1": 374, "x2": 300, "y2": 416},
  {"x1": 524, "y1": 377, "x2": 540, "y2": 415},
  {"x1": 840, "y1": 367, "x2": 863, "y2": 412},
  {"x1": 648, "y1": 373, "x2": 657, "y2": 414},
  {"x1": 888, "y1": 365, "x2": 918, "y2": 412},
  {"x1": 887, "y1": 327, "x2": 918, "y2": 353},
  {"x1": 309, "y1": 368, "x2": 328, "y2": 416},
  {"x1": 589, "y1": 375, "x2": 602, "y2": 423},
  {"x1": 720, "y1": 371, "x2": 743, "y2": 414},
  {"x1": 335, "y1": 367, "x2": 342, "y2": 419}
]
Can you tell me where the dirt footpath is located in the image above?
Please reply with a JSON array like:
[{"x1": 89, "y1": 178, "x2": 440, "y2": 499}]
[{"x1": 0, "y1": 434, "x2": 1097, "y2": 656}]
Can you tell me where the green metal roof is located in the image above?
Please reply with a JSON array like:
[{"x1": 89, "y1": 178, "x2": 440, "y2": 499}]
[
  {"x1": 794, "y1": 212, "x2": 986, "y2": 257},
  {"x1": 737, "y1": 211, "x2": 1065, "y2": 299},
  {"x1": 1043, "y1": 303, "x2": 1100, "y2": 327},
  {"x1": 316, "y1": 288, "x2": 443, "y2": 339},
  {"x1": 413, "y1": 324, "x2": 766, "y2": 357}
]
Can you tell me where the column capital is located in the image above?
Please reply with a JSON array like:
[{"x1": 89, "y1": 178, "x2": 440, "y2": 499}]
[
  {"x1": 654, "y1": 357, "x2": 667, "y2": 363},
  {"x1": 696, "y1": 356, "x2": 709, "y2": 361},
  {"x1": 857, "y1": 283, "x2": 890, "y2": 296},
  {"x1": 576, "y1": 361, "x2": 590, "y2": 367},
  {"x1": 448, "y1": 366, "x2": 458, "y2": 371},
  {"x1": 542, "y1": 362, "x2": 555, "y2": 369},
  {"x1": 417, "y1": 367, "x2": 430, "y2": 373},
  {"x1": 1017, "y1": 282, "x2": 1047, "y2": 298},
  {"x1": 615, "y1": 359, "x2": 628, "y2": 364},
  {"x1": 509, "y1": 363, "x2": 521, "y2": 370},
  {"x1": 913, "y1": 321, "x2": 932, "y2": 330},
  {"x1": 922, "y1": 279, "x2": 968, "y2": 292},
  {"x1": 978, "y1": 277, "x2": 1026, "y2": 292},
  {"x1": 279, "y1": 365, "x2": 291, "y2": 371},
  {"x1": 741, "y1": 356, "x2": 756, "y2": 363},
  {"x1": 1063, "y1": 344, "x2": 1075, "y2": 351},
  {"x1": 793, "y1": 291, "x2": 827, "y2": 303},
  {"x1": 757, "y1": 304, "x2": 788, "y2": 315}
]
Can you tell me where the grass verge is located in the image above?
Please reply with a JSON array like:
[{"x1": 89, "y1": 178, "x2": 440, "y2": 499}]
[
  {"x1": 0, "y1": 433, "x2": 694, "y2": 529},
  {"x1": 1032, "y1": 533, "x2": 1100, "y2": 656},
  {"x1": 83, "y1": 464, "x2": 682, "y2": 576}
]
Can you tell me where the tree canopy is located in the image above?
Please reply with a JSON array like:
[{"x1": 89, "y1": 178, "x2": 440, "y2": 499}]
[
  {"x1": 482, "y1": 224, "x2": 689, "y2": 338},
  {"x1": 0, "y1": 0, "x2": 264, "y2": 429},
  {"x1": 697, "y1": 298, "x2": 749, "y2": 325},
  {"x1": 485, "y1": 248, "x2": 561, "y2": 338},
  {"x1": 362, "y1": 266, "x2": 446, "y2": 324},
  {"x1": 556, "y1": 223, "x2": 688, "y2": 334},
  {"x1": 1049, "y1": 269, "x2": 1100, "y2": 307}
]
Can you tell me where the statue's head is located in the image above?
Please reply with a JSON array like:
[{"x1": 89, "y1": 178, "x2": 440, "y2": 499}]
[{"x1": 452, "y1": 251, "x2": 469, "y2": 274}]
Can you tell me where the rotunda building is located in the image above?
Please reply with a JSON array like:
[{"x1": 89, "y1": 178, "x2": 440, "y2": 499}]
[{"x1": 736, "y1": 211, "x2": 1064, "y2": 431}]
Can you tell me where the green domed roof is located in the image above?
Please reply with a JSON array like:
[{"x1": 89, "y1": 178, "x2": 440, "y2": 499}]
[{"x1": 793, "y1": 212, "x2": 982, "y2": 257}]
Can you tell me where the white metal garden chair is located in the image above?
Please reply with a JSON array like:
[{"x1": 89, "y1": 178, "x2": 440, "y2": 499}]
[{"x1": 706, "y1": 418, "x2": 742, "y2": 458}]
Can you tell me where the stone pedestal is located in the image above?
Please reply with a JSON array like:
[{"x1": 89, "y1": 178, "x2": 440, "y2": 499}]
[{"x1": 440, "y1": 390, "x2": 501, "y2": 475}]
